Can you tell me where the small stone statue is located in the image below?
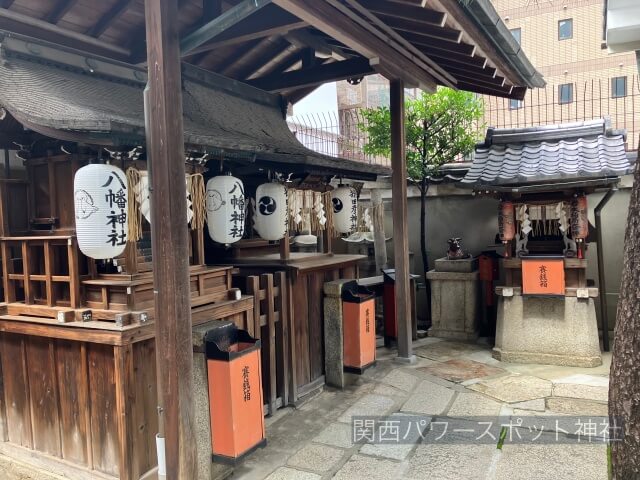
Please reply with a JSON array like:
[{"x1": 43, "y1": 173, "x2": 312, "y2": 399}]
[{"x1": 447, "y1": 237, "x2": 471, "y2": 260}]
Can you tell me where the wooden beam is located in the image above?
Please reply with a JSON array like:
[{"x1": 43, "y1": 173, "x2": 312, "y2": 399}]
[
  {"x1": 245, "y1": 42, "x2": 299, "y2": 79},
  {"x1": 430, "y1": 0, "x2": 523, "y2": 87},
  {"x1": 181, "y1": 0, "x2": 272, "y2": 55},
  {"x1": 143, "y1": 0, "x2": 197, "y2": 479},
  {"x1": 46, "y1": 0, "x2": 79, "y2": 24},
  {"x1": 273, "y1": 0, "x2": 440, "y2": 91},
  {"x1": 285, "y1": 29, "x2": 351, "y2": 61},
  {"x1": 367, "y1": 0, "x2": 446, "y2": 27},
  {"x1": 372, "y1": 12, "x2": 461, "y2": 43},
  {"x1": 86, "y1": 0, "x2": 133, "y2": 38},
  {"x1": 202, "y1": 0, "x2": 222, "y2": 21},
  {"x1": 0, "y1": 7, "x2": 130, "y2": 60},
  {"x1": 390, "y1": 79, "x2": 413, "y2": 361},
  {"x1": 248, "y1": 57, "x2": 373, "y2": 91},
  {"x1": 396, "y1": 30, "x2": 474, "y2": 55},
  {"x1": 185, "y1": 12, "x2": 306, "y2": 56}
]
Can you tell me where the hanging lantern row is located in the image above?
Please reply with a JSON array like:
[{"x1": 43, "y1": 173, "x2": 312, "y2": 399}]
[
  {"x1": 76, "y1": 167, "x2": 360, "y2": 255},
  {"x1": 74, "y1": 164, "x2": 129, "y2": 259}
]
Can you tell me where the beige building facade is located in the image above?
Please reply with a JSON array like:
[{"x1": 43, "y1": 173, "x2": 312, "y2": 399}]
[{"x1": 485, "y1": 0, "x2": 639, "y2": 149}]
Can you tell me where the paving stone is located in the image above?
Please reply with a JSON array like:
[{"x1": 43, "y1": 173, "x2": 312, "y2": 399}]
[
  {"x1": 332, "y1": 454, "x2": 408, "y2": 480},
  {"x1": 463, "y1": 349, "x2": 504, "y2": 366},
  {"x1": 414, "y1": 341, "x2": 484, "y2": 361},
  {"x1": 373, "y1": 383, "x2": 410, "y2": 398},
  {"x1": 338, "y1": 394, "x2": 396, "y2": 423},
  {"x1": 312, "y1": 422, "x2": 355, "y2": 449},
  {"x1": 359, "y1": 413, "x2": 429, "y2": 460},
  {"x1": 401, "y1": 381, "x2": 455, "y2": 415},
  {"x1": 418, "y1": 359, "x2": 506, "y2": 383},
  {"x1": 552, "y1": 374, "x2": 609, "y2": 402},
  {"x1": 263, "y1": 467, "x2": 322, "y2": 480},
  {"x1": 287, "y1": 444, "x2": 345, "y2": 473},
  {"x1": 509, "y1": 398, "x2": 546, "y2": 412},
  {"x1": 406, "y1": 444, "x2": 497, "y2": 480},
  {"x1": 495, "y1": 444, "x2": 607, "y2": 480},
  {"x1": 380, "y1": 369, "x2": 419, "y2": 391},
  {"x1": 546, "y1": 397, "x2": 608, "y2": 416},
  {"x1": 469, "y1": 374, "x2": 552, "y2": 403},
  {"x1": 446, "y1": 392, "x2": 503, "y2": 417}
]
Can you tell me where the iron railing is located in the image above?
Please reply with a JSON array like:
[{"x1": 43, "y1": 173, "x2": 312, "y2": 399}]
[{"x1": 288, "y1": 76, "x2": 640, "y2": 166}]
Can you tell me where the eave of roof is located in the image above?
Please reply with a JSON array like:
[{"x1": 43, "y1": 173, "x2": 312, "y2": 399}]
[{"x1": 0, "y1": 31, "x2": 388, "y2": 181}]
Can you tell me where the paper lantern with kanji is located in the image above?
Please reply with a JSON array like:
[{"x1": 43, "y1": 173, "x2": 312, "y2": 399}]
[
  {"x1": 206, "y1": 175, "x2": 245, "y2": 244},
  {"x1": 254, "y1": 183, "x2": 288, "y2": 241},
  {"x1": 498, "y1": 201, "x2": 515, "y2": 241},
  {"x1": 332, "y1": 186, "x2": 357, "y2": 234},
  {"x1": 74, "y1": 164, "x2": 128, "y2": 259},
  {"x1": 571, "y1": 196, "x2": 589, "y2": 240}
]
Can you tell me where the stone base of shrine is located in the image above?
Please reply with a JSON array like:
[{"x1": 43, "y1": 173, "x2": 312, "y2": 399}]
[{"x1": 493, "y1": 294, "x2": 602, "y2": 368}]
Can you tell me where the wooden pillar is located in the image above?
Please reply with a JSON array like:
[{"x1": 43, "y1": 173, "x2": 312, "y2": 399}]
[
  {"x1": 390, "y1": 80, "x2": 413, "y2": 361},
  {"x1": 371, "y1": 189, "x2": 387, "y2": 271},
  {"x1": 144, "y1": 0, "x2": 197, "y2": 478}
]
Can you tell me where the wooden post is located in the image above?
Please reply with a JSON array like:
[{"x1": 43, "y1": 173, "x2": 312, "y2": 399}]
[
  {"x1": 371, "y1": 189, "x2": 387, "y2": 271},
  {"x1": 144, "y1": 0, "x2": 197, "y2": 478},
  {"x1": 390, "y1": 79, "x2": 414, "y2": 362}
]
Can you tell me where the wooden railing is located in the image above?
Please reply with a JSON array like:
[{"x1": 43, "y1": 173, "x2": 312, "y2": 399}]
[{"x1": 0, "y1": 236, "x2": 82, "y2": 318}]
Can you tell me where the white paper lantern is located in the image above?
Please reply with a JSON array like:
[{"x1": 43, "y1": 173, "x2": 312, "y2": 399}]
[
  {"x1": 332, "y1": 186, "x2": 357, "y2": 234},
  {"x1": 206, "y1": 175, "x2": 245, "y2": 244},
  {"x1": 74, "y1": 164, "x2": 128, "y2": 259},
  {"x1": 254, "y1": 183, "x2": 288, "y2": 241}
]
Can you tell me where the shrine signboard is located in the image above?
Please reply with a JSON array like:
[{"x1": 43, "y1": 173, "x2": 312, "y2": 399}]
[{"x1": 522, "y1": 257, "x2": 565, "y2": 296}]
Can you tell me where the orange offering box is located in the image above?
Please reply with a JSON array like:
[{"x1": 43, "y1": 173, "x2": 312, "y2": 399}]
[
  {"x1": 522, "y1": 256, "x2": 565, "y2": 296},
  {"x1": 342, "y1": 281, "x2": 376, "y2": 374},
  {"x1": 205, "y1": 322, "x2": 266, "y2": 465}
]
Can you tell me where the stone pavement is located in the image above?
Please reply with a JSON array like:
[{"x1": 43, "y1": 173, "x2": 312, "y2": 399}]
[{"x1": 235, "y1": 337, "x2": 611, "y2": 480}]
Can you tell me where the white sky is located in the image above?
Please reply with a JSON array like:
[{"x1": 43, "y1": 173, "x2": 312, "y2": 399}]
[{"x1": 288, "y1": 82, "x2": 338, "y2": 117}]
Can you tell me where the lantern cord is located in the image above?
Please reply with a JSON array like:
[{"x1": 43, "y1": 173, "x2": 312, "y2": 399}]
[
  {"x1": 188, "y1": 173, "x2": 206, "y2": 231},
  {"x1": 126, "y1": 167, "x2": 143, "y2": 242}
]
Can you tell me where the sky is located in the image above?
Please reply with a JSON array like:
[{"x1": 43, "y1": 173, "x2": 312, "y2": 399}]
[{"x1": 288, "y1": 82, "x2": 338, "y2": 117}]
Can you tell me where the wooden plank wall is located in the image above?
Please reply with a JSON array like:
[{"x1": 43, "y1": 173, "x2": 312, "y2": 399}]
[{"x1": 0, "y1": 333, "x2": 157, "y2": 480}]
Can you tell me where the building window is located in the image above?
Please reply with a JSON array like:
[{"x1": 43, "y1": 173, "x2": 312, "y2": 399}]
[
  {"x1": 510, "y1": 28, "x2": 521, "y2": 45},
  {"x1": 558, "y1": 19, "x2": 572, "y2": 40},
  {"x1": 612, "y1": 76, "x2": 627, "y2": 98},
  {"x1": 509, "y1": 99, "x2": 523, "y2": 110},
  {"x1": 558, "y1": 83, "x2": 573, "y2": 104}
]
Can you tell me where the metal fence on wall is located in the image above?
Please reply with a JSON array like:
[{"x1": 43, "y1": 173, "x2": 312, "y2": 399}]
[
  {"x1": 289, "y1": 75, "x2": 640, "y2": 167},
  {"x1": 288, "y1": 110, "x2": 390, "y2": 167},
  {"x1": 480, "y1": 75, "x2": 640, "y2": 151}
]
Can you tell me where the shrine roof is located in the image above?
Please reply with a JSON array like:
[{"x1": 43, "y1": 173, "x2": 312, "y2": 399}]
[
  {"x1": 460, "y1": 119, "x2": 634, "y2": 190},
  {"x1": 0, "y1": 32, "x2": 388, "y2": 180}
]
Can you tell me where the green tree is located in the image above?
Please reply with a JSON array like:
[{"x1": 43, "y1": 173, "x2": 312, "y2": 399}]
[{"x1": 359, "y1": 87, "x2": 483, "y2": 322}]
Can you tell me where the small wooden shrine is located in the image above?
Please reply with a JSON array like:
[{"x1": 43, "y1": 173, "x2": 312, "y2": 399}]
[
  {"x1": 461, "y1": 119, "x2": 634, "y2": 367},
  {"x1": 0, "y1": 33, "x2": 385, "y2": 480}
]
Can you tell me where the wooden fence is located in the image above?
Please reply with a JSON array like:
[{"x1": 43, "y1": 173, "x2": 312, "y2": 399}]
[{"x1": 236, "y1": 272, "x2": 288, "y2": 415}]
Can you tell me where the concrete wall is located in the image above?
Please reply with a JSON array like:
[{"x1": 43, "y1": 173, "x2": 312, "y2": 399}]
[{"x1": 371, "y1": 181, "x2": 631, "y2": 331}]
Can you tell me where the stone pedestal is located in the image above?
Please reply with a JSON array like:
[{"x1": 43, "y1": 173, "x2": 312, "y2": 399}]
[
  {"x1": 434, "y1": 256, "x2": 478, "y2": 273},
  {"x1": 493, "y1": 295, "x2": 602, "y2": 367},
  {"x1": 323, "y1": 279, "x2": 353, "y2": 389},
  {"x1": 192, "y1": 322, "x2": 234, "y2": 480},
  {"x1": 426, "y1": 267, "x2": 479, "y2": 341}
]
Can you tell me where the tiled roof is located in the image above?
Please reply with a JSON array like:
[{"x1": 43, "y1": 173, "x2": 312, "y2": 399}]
[{"x1": 460, "y1": 119, "x2": 633, "y2": 188}]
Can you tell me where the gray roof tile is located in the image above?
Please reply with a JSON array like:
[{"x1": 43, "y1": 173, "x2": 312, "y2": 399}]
[{"x1": 461, "y1": 120, "x2": 633, "y2": 187}]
